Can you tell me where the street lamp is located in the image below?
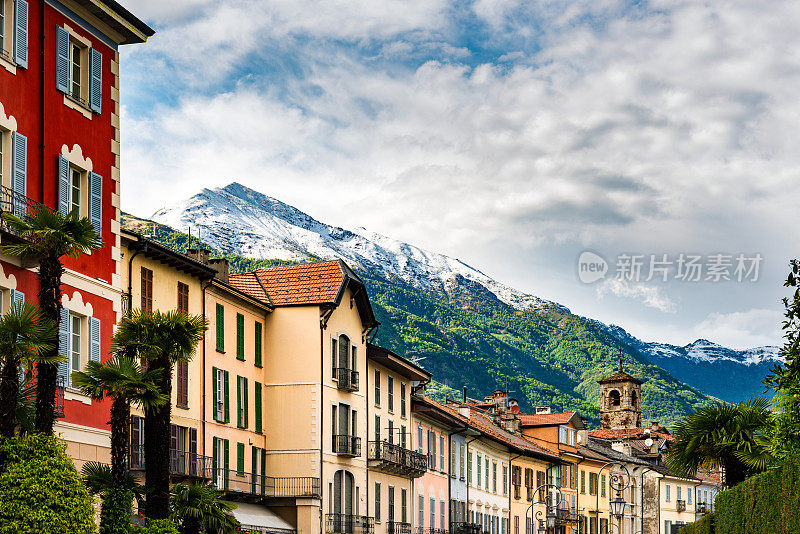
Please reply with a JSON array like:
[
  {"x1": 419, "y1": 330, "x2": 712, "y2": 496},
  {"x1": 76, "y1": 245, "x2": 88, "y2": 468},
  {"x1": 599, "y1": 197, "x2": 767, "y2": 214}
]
[
  {"x1": 596, "y1": 462, "x2": 631, "y2": 534},
  {"x1": 609, "y1": 491, "x2": 626, "y2": 519},
  {"x1": 526, "y1": 483, "x2": 562, "y2": 534}
]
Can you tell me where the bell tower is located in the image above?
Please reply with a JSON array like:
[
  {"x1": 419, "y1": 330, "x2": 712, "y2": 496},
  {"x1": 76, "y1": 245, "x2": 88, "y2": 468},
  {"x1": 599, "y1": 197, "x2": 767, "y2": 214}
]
[{"x1": 598, "y1": 359, "x2": 643, "y2": 430}]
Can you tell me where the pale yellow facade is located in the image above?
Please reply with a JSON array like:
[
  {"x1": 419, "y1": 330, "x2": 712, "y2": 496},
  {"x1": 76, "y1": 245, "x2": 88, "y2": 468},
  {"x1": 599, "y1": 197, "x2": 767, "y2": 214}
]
[
  {"x1": 509, "y1": 454, "x2": 550, "y2": 534},
  {"x1": 659, "y1": 475, "x2": 698, "y2": 534}
]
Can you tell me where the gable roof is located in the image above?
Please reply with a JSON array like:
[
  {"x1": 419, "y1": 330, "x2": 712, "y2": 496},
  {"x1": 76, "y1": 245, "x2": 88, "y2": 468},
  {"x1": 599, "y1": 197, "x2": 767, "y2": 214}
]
[
  {"x1": 229, "y1": 260, "x2": 378, "y2": 327},
  {"x1": 597, "y1": 369, "x2": 643, "y2": 385},
  {"x1": 588, "y1": 427, "x2": 673, "y2": 442},
  {"x1": 517, "y1": 411, "x2": 583, "y2": 428}
]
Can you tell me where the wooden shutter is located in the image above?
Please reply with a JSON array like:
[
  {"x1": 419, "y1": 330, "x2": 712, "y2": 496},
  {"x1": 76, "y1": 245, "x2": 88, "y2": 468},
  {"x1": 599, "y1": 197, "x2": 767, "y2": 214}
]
[
  {"x1": 89, "y1": 317, "x2": 101, "y2": 362},
  {"x1": 223, "y1": 370, "x2": 230, "y2": 423},
  {"x1": 140, "y1": 267, "x2": 153, "y2": 311},
  {"x1": 223, "y1": 439, "x2": 229, "y2": 488},
  {"x1": 177, "y1": 360, "x2": 188, "y2": 407},
  {"x1": 243, "y1": 378, "x2": 249, "y2": 429},
  {"x1": 89, "y1": 172, "x2": 102, "y2": 237},
  {"x1": 236, "y1": 442, "x2": 244, "y2": 475},
  {"x1": 89, "y1": 48, "x2": 102, "y2": 113},
  {"x1": 13, "y1": 0, "x2": 28, "y2": 67},
  {"x1": 55, "y1": 25, "x2": 69, "y2": 92},
  {"x1": 236, "y1": 376, "x2": 242, "y2": 427},
  {"x1": 254, "y1": 321, "x2": 262, "y2": 366},
  {"x1": 57, "y1": 154, "x2": 69, "y2": 214},
  {"x1": 254, "y1": 382, "x2": 262, "y2": 433},
  {"x1": 57, "y1": 307, "x2": 69, "y2": 384},
  {"x1": 177, "y1": 282, "x2": 189, "y2": 313},
  {"x1": 236, "y1": 313, "x2": 244, "y2": 360},
  {"x1": 11, "y1": 132, "x2": 27, "y2": 216},
  {"x1": 215, "y1": 303, "x2": 224, "y2": 351},
  {"x1": 251, "y1": 446, "x2": 258, "y2": 494},
  {"x1": 212, "y1": 367, "x2": 218, "y2": 421},
  {"x1": 212, "y1": 436, "x2": 218, "y2": 484}
]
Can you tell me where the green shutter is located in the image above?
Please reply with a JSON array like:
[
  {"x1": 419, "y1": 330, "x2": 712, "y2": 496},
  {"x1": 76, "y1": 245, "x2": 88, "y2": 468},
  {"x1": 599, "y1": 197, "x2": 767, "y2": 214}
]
[
  {"x1": 237, "y1": 377, "x2": 242, "y2": 428},
  {"x1": 212, "y1": 367, "x2": 218, "y2": 422},
  {"x1": 254, "y1": 321, "x2": 262, "y2": 367},
  {"x1": 216, "y1": 303, "x2": 224, "y2": 352},
  {"x1": 243, "y1": 378, "x2": 249, "y2": 429},
  {"x1": 237, "y1": 442, "x2": 245, "y2": 475},
  {"x1": 224, "y1": 371, "x2": 230, "y2": 423},
  {"x1": 251, "y1": 446, "x2": 258, "y2": 494},
  {"x1": 212, "y1": 437, "x2": 218, "y2": 480},
  {"x1": 236, "y1": 313, "x2": 245, "y2": 360},
  {"x1": 254, "y1": 382, "x2": 262, "y2": 433},
  {"x1": 261, "y1": 448, "x2": 266, "y2": 492},
  {"x1": 223, "y1": 440, "x2": 230, "y2": 489}
]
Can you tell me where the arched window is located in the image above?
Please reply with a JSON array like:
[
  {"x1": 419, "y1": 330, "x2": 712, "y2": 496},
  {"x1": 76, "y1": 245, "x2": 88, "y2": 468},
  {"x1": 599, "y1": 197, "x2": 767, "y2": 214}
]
[
  {"x1": 332, "y1": 470, "x2": 355, "y2": 531},
  {"x1": 609, "y1": 390, "x2": 621, "y2": 407},
  {"x1": 630, "y1": 390, "x2": 639, "y2": 409}
]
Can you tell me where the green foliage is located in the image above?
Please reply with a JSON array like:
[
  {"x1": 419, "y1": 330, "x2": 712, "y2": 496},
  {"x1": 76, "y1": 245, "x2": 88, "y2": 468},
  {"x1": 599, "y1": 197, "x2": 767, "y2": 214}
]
[
  {"x1": 131, "y1": 519, "x2": 180, "y2": 534},
  {"x1": 679, "y1": 514, "x2": 715, "y2": 534},
  {"x1": 99, "y1": 488, "x2": 134, "y2": 534},
  {"x1": 0, "y1": 434, "x2": 95, "y2": 534},
  {"x1": 122, "y1": 214, "x2": 716, "y2": 427},
  {"x1": 170, "y1": 482, "x2": 240, "y2": 534},
  {"x1": 1, "y1": 204, "x2": 101, "y2": 258},
  {"x1": 71, "y1": 357, "x2": 168, "y2": 409}
]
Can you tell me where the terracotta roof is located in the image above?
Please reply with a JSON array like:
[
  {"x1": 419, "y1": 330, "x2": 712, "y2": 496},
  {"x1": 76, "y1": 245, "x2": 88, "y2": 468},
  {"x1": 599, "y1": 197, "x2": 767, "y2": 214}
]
[
  {"x1": 517, "y1": 411, "x2": 578, "y2": 427},
  {"x1": 428, "y1": 398, "x2": 562, "y2": 463},
  {"x1": 588, "y1": 427, "x2": 673, "y2": 442},
  {"x1": 230, "y1": 261, "x2": 345, "y2": 306},
  {"x1": 597, "y1": 369, "x2": 643, "y2": 385},
  {"x1": 228, "y1": 272, "x2": 272, "y2": 304}
]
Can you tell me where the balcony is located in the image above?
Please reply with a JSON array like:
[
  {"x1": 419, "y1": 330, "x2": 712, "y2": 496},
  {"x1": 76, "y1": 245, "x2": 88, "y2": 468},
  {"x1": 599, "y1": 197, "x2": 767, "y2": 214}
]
[
  {"x1": 325, "y1": 514, "x2": 374, "y2": 534},
  {"x1": 335, "y1": 368, "x2": 359, "y2": 391},
  {"x1": 556, "y1": 508, "x2": 580, "y2": 523},
  {"x1": 211, "y1": 468, "x2": 321, "y2": 500},
  {"x1": 388, "y1": 522, "x2": 412, "y2": 534},
  {"x1": 696, "y1": 503, "x2": 710, "y2": 514},
  {"x1": 368, "y1": 441, "x2": 427, "y2": 478},
  {"x1": 24, "y1": 370, "x2": 65, "y2": 418},
  {"x1": 676, "y1": 500, "x2": 686, "y2": 512},
  {"x1": 450, "y1": 523, "x2": 480, "y2": 534},
  {"x1": 128, "y1": 445, "x2": 213, "y2": 480},
  {"x1": 333, "y1": 435, "x2": 361, "y2": 457}
]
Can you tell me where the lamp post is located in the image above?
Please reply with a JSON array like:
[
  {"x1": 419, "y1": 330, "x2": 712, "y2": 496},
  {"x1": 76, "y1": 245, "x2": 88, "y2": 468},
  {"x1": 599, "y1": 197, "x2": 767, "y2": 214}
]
[
  {"x1": 525, "y1": 483, "x2": 562, "y2": 534},
  {"x1": 595, "y1": 462, "x2": 631, "y2": 534}
]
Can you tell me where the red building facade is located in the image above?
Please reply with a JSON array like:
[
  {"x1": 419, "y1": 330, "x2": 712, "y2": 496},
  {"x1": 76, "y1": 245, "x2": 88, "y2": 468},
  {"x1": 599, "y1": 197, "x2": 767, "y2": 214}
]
[{"x1": 0, "y1": 0, "x2": 151, "y2": 463}]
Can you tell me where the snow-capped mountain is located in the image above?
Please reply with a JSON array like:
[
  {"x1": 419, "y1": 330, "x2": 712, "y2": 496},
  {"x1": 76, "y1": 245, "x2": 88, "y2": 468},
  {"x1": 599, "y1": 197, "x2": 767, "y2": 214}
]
[
  {"x1": 596, "y1": 322, "x2": 782, "y2": 402},
  {"x1": 151, "y1": 182, "x2": 563, "y2": 312}
]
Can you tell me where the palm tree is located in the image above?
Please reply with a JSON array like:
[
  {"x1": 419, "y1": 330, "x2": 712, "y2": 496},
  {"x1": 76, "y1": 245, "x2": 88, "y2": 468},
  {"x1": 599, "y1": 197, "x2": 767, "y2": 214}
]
[
  {"x1": 666, "y1": 397, "x2": 771, "y2": 487},
  {"x1": 1, "y1": 205, "x2": 101, "y2": 434},
  {"x1": 71, "y1": 356, "x2": 167, "y2": 487},
  {"x1": 113, "y1": 310, "x2": 207, "y2": 519},
  {"x1": 170, "y1": 482, "x2": 239, "y2": 534},
  {"x1": 82, "y1": 461, "x2": 150, "y2": 534},
  {"x1": 0, "y1": 301, "x2": 58, "y2": 437}
]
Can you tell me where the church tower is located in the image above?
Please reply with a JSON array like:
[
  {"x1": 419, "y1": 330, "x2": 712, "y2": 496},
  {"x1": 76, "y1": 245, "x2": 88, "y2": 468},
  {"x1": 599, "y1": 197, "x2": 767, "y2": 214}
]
[{"x1": 598, "y1": 359, "x2": 643, "y2": 430}]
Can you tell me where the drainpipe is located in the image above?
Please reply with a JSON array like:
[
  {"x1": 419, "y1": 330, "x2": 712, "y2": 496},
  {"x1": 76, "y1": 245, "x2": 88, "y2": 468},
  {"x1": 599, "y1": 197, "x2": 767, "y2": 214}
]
[
  {"x1": 39, "y1": 0, "x2": 45, "y2": 204},
  {"x1": 638, "y1": 467, "x2": 658, "y2": 534},
  {"x1": 319, "y1": 307, "x2": 333, "y2": 533},
  {"x1": 365, "y1": 347, "x2": 369, "y2": 522},
  {"x1": 508, "y1": 453, "x2": 522, "y2": 533},
  {"x1": 574, "y1": 455, "x2": 585, "y2": 527},
  {"x1": 465, "y1": 435, "x2": 479, "y2": 524},
  {"x1": 200, "y1": 278, "x2": 212, "y2": 458}
]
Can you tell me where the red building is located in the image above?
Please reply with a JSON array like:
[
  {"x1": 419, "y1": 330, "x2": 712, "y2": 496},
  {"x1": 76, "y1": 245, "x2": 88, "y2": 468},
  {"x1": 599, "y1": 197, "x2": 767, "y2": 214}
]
[{"x1": 0, "y1": 0, "x2": 152, "y2": 464}]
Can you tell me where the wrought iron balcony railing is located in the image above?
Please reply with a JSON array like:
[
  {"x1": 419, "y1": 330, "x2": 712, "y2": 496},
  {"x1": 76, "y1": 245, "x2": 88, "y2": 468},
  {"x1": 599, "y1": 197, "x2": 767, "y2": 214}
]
[
  {"x1": 556, "y1": 508, "x2": 579, "y2": 523},
  {"x1": 335, "y1": 367, "x2": 359, "y2": 391},
  {"x1": 0, "y1": 184, "x2": 39, "y2": 232},
  {"x1": 418, "y1": 528, "x2": 448, "y2": 534},
  {"x1": 128, "y1": 445, "x2": 213, "y2": 479},
  {"x1": 676, "y1": 500, "x2": 686, "y2": 512},
  {"x1": 333, "y1": 434, "x2": 361, "y2": 456},
  {"x1": 210, "y1": 467, "x2": 320, "y2": 499},
  {"x1": 238, "y1": 525, "x2": 296, "y2": 534},
  {"x1": 450, "y1": 523, "x2": 480, "y2": 534},
  {"x1": 695, "y1": 503, "x2": 711, "y2": 514},
  {"x1": 23, "y1": 369, "x2": 65, "y2": 418},
  {"x1": 368, "y1": 440, "x2": 427, "y2": 477},
  {"x1": 387, "y1": 522, "x2": 412, "y2": 534},
  {"x1": 325, "y1": 514, "x2": 374, "y2": 534}
]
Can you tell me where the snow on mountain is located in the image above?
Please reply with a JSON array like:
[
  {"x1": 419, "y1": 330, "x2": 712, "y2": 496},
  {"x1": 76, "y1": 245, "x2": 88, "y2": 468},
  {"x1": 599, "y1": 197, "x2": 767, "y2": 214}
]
[{"x1": 151, "y1": 182, "x2": 563, "y2": 312}]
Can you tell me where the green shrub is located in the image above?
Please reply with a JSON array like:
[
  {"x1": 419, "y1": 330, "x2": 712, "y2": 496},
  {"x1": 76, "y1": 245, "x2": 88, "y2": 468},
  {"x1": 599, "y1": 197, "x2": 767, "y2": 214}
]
[
  {"x1": 131, "y1": 518, "x2": 180, "y2": 534},
  {"x1": 680, "y1": 514, "x2": 714, "y2": 534},
  {"x1": 100, "y1": 488, "x2": 134, "y2": 534},
  {"x1": 0, "y1": 434, "x2": 95, "y2": 534}
]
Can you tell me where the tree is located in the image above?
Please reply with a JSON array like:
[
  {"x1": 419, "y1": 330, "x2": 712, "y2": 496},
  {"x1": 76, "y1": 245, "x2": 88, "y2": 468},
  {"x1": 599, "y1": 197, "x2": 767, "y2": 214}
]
[
  {"x1": 113, "y1": 310, "x2": 207, "y2": 519},
  {"x1": 666, "y1": 397, "x2": 771, "y2": 487},
  {"x1": 170, "y1": 482, "x2": 239, "y2": 534},
  {"x1": 1, "y1": 205, "x2": 101, "y2": 434},
  {"x1": 0, "y1": 302, "x2": 57, "y2": 437},
  {"x1": 82, "y1": 461, "x2": 149, "y2": 534}
]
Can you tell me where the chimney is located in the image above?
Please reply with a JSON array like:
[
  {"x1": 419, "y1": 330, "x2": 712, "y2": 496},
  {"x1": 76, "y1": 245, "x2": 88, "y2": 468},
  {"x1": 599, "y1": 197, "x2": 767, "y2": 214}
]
[
  {"x1": 462, "y1": 387, "x2": 467, "y2": 404},
  {"x1": 458, "y1": 404, "x2": 471, "y2": 420},
  {"x1": 209, "y1": 258, "x2": 230, "y2": 283},
  {"x1": 577, "y1": 429, "x2": 588, "y2": 445},
  {"x1": 536, "y1": 406, "x2": 551, "y2": 415},
  {"x1": 650, "y1": 421, "x2": 660, "y2": 432},
  {"x1": 186, "y1": 248, "x2": 211, "y2": 265},
  {"x1": 499, "y1": 414, "x2": 521, "y2": 435}
]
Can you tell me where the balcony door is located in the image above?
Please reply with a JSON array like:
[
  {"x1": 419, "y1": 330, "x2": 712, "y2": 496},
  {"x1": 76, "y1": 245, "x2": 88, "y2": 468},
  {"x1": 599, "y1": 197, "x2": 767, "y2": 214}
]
[
  {"x1": 339, "y1": 335, "x2": 350, "y2": 372},
  {"x1": 333, "y1": 470, "x2": 356, "y2": 532},
  {"x1": 130, "y1": 416, "x2": 144, "y2": 468},
  {"x1": 170, "y1": 424, "x2": 187, "y2": 474}
]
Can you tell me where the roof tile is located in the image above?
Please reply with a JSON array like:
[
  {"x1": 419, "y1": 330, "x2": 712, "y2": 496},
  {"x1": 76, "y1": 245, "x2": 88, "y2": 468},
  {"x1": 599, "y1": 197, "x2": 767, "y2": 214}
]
[{"x1": 230, "y1": 261, "x2": 344, "y2": 306}]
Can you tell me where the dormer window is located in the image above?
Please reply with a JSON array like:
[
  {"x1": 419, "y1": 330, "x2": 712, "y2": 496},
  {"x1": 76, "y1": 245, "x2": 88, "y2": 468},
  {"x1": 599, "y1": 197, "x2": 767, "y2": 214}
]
[{"x1": 559, "y1": 425, "x2": 576, "y2": 446}]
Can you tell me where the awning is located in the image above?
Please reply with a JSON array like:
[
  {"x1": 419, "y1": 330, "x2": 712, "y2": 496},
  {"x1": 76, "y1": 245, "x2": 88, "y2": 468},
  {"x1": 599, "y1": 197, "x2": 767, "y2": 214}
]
[{"x1": 224, "y1": 502, "x2": 296, "y2": 533}]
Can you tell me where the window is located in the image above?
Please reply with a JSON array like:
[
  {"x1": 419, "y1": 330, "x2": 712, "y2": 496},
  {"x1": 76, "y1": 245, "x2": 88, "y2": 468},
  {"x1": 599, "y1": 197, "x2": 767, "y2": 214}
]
[
  {"x1": 70, "y1": 167, "x2": 81, "y2": 213},
  {"x1": 212, "y1": 436, "x2": 228, "y2": 490},
  {"x1": 236, "y1": 442, "x2": 245, "y2": 475},
  {"x1": 589, "y1": 473, "x2": 598, "y2": 496},
  {"x1": 254, "y1": 321, "x2": 262, "y2": 367},
  {"x1": 430, "y1": 498, "x2": 435, "y2": 531},
  {"x1": 401, "y1": 383, "x2": 406, "y2": 417},
  {"x1": 440, "y1": 500, "x2": 445, "y2": 531},
  {"x1": 430, "y1": 431, "x2": 437, "y2": 470},
  {"x1": 514, "y1": 516, "x2": 519, "y2": 534},
  {"x1": 451, "y1": 442, "x2": 457, "y2": 476},
  {"x1": 212, "y1": 367, "x2": 229, "y2": 422},
  {"x1": 0, "y1": 0, "x2": 6, "y2": 60},
  {"x1": 374, "y1": 369, "x2": 380, "y2": 406},
  {"x1": 601, "y1": 474, "x2": 606, "y2": 497},
  {"x1": 418, "y1": 426, "x2": 423, "y2": 453},
  {"x1": 141, "y1": 267, "x2": 153, "y2": 311},
  {"x1": 69, "y1": 39, "x2": 85, "y2": 101},
  {"x1": 177, "y1": 282, "x2": 189, "y2": 312},
  {"x1": 581, "y1": 470, "x2": 586, "y2": 493},
  {"x1": 388, "y1": 376, "x2": 394, "y2": 412},
  {"x1": 459, "y1": 444, "x2": 465, "y2": 479},
  {"x1": 254, "y1": 381, "x2": 262, "y2": 432},
  {"x1": 68, "y1": 312, "x2": 81, "y2": 385},
  {"x1": 418, "y1": 495, "x2": 424, "y2": 529},
  {"x1": 331, "y1": 338, "x2": 337, "y2": 378},
  {"x1": 440, "y1": 435, "x2": 445, "y2": 472},
  {"x1": 503, "y1": 465, "x2": 508, "y2": 496},
  {"x1": 477, "y1": 454, "x2": 482, "y2": 487},
  {"x1": 688, "y1": 487, "x2": 692, "y2": 504},
  {"x1": 388, "y1": 420, "x2": 394, "y2": 445},
  {"x1": 237, "y1": 376, "x2": 248, "y2": 428},
  {"x1": 375, "y1": 483, "x2": 381, "y2": 522},
  {"x1": 176, "y1": 358, "x2": 188, "y2": 408},
  {"x1": 388, "y1": 486, "x2": 395, "y2": 522},
  {"x1": 493, "y1": 461, "x2": 497, "y2": 493},
  {"x1": 401, "y1": 489, "x2": 407, "y2": 523},
  {"x1": 559, "y1": 426, "x2": 576, "y2": 446},
  {"x1": 215, "y1": 303, "x2": 224, "y2": 352},
  {"x1": 467, "y1": 451, "x2": 473, "y2": 484},
  {"x1": 375, "y1": 415, "x2": 380, "y2": 443},
  {"x1": 485, "y1": 458, "x2": 490, "y2": 490},
  {"x1": 677, "y1": 485, "x2": 682, "y2": 501},
  {"x1": 665, "y1": 484, "x2": 671, "y2": 502},
  {"x1": 236, "y1": 313, "x2": 245, "y2": 360}
]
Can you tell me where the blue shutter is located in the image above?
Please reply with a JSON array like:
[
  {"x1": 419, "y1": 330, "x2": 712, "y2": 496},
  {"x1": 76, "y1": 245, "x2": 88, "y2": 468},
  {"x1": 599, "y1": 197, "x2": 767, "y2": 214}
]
[
  {"x1": 89, "y1": 172, "x2": 102, "y2": 236},
  {"x1": 58, "y1": 155, "x2": 69, "y2": 214},
  {"x1": 55, "y1": 25, "x2": 69, "y2": 93},
  {"x1": 89, "y1": 316, "x2": 100, "y2": 362},
  {"x1": 13, "y1": 0, "x2": 28, "y2": 68},
  {"x1": 11, "y1": 132, "x2": 26, "y2": 216},
  {"x1": 57, "y1": 308, "x2": 69, "y2": 385},
  {"x1": 10, "y1": 289, "x2": 24, "y2": 309},
  {"x1": 89, "y1": 48, "x2": 102, "y2": 113}
]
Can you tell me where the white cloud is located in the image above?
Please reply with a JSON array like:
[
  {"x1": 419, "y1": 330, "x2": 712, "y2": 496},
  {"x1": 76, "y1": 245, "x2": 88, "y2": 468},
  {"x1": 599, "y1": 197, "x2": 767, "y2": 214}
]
[
  {"x1": 596, "y1": 279, "x2": 677, "y2": 313},
  {"x1": 691, "y1": 308, "x2": 783, "y2": 350}
]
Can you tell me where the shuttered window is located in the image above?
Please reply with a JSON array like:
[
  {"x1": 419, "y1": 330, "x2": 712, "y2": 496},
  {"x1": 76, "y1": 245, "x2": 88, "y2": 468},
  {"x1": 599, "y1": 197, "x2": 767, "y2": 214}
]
[
  {"x1": 254, "y1": 321, "x2": 262, "y2": 367},
  {"x1": 236, "y1": 313, "x2": 244, "y2": 360},
  {"x1": 215, "y1": 303, "x2": 224, "y2": 352},
  {"x1": 140, "y1": 267, "x2": 153, "y2": 311},
  {"x1": 13, "y1": 0, "x2": 27, "y2": 67},
  {"x1": 11, "y1": 131, "x2": 26, "y2": 216},
  {"x1": 236, "y1": 442, "x2": 245, "y2": 475},
  {"x1": 254, "y1": 381, "x2": 262, "y2": 433},
  {"x1": 177, "y1": 282, "x2": 189, "y2": 313},
  {"x1": 89, "y1": 171, "x2": 101, "y2": 237},
  {"x1": 236, "y1": 375, "x2": 248, "y2": 429},
  {"x1": 176, "y1": 360, "x2": 188, "y2": 407}
]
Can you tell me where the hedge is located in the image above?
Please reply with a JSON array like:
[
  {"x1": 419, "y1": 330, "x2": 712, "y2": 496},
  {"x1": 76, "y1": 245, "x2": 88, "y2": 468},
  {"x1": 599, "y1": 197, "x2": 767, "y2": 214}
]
[
  {"x1": 679, "y1": 514, "x2": 714, "y2": 534},
  {"x1": 680, "y1": 456, "x2": 800, "y2": 534},
  {"x1": 0, "y1": 434, "x2": 95, "y2": 534},
  {"x1": 131, "y1": 518, "x2": 180, "y2": 534}
]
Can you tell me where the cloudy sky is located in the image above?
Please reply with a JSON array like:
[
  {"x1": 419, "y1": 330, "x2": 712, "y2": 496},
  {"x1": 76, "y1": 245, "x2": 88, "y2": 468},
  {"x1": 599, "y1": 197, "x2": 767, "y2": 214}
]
[{"x1": 119, "y1": 0, "x2": 800, "y2": 349}]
